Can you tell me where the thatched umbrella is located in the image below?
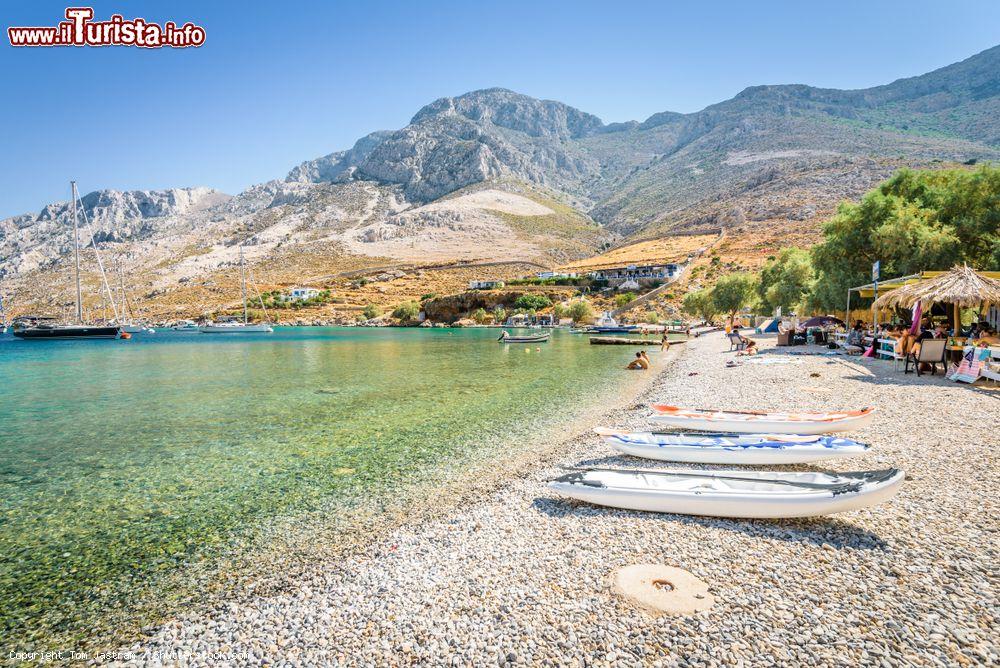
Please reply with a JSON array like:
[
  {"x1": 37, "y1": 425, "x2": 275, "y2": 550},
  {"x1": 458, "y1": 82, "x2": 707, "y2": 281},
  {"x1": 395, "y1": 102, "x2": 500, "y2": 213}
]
[{"x1": 874, "y1": 265, "x2": 1000, "y2": 333}]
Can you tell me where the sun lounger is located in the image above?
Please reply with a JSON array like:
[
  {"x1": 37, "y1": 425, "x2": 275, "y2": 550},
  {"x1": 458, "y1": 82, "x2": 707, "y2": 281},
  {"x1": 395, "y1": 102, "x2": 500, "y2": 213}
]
[
  {"x1": 904, "y1": 338, "x2": 946, "y2": 376},
  {"x1": 728, "y1": 332, "x2": 745, "y2": 351}
]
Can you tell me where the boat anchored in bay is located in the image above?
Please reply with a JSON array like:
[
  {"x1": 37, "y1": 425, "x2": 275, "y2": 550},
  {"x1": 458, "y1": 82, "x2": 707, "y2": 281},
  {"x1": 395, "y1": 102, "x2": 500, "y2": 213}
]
[
  {"x1": 12, "y1": 181, "x2": 122, "y2": 341},
  {"x1": 199, "y1": 246, "x2": 273, "y2": 333}
]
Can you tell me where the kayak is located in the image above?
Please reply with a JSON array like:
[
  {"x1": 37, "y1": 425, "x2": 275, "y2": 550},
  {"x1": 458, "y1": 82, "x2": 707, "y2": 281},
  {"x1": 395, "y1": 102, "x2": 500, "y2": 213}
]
[
  {"x1": 650, "y1": 405, "x2": 875, "y2": 434},
  {"x1": 548, "y1": 467, "x2": 903, "y2": 518},
  {"x1": 594, "y1": 428, "x2": 870, "y2": 465}
]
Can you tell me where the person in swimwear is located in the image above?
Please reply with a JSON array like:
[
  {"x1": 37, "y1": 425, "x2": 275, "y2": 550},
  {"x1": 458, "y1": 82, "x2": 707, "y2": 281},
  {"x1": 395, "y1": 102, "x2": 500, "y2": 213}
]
[{"x1": 627, "y1": 351, "x2": 650, "y2": 370}]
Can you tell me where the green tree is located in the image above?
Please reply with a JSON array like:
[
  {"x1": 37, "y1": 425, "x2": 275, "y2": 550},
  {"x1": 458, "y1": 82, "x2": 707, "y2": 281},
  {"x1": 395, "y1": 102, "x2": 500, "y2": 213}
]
[
  {"x1": 362, "y1": 304, "x2": 381, "y2": 320},
  {"x1": 757, "y1": 247, "x2": 814, "y2": 314},
  {"x1": 492, "y1": 305, "x2": 507, "y2": 324},
  {"x1": 471, "y1": 307, "x2": 488, "y2": 324},
  {"x1": 552, "y1": 303, "x2": 566, "y2": 320},
  {"x1": 513, "y1": 294, "x2": 552, "y2": 311},
  {"x1": 682, "y1": 288, "x2": 716, "y2": 323},
  {"x1": 614, "y1": 292, "x2": 636, "y2": 308},
  {"x1": 643, "y1": 310, "x2": 660, "y2": 324},
  {"x1": 809, "y1": 166, "x2": 1000, "y2": 311},
  {"x1": 712, "y1": 272, "x2": 757, "y2": 327},
  {"x1": 566, "y1": 299, "x2": 595, "y2": 323},
  {"x1": 391, "y1": 301, "x2": 420, "y2": 321}
]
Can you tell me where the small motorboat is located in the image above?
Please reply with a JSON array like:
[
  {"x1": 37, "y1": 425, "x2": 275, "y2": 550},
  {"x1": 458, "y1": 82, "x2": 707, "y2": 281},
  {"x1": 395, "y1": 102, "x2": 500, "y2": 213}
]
[
  {"x1": 170, "y1": 320, "x2": 199, "y2": 331},
  {"x1": 594, "y1": 428, "x2": 870, "y2": 465},
  {"x1": 548, "y1": 467, "x2": 903, "y2": 518},
  {"x1": 650, "y1": 405, "x2": 875, "y2": 434},
  {"x1": 498, "y1": 331, "x2": 550, "y2": 343}
]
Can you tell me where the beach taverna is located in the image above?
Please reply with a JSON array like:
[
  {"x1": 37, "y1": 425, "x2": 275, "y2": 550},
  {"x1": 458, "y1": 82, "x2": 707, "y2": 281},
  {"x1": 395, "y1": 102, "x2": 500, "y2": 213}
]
[{"x1": 848, "y1": 266, "x2": 1000, "y2": 331}]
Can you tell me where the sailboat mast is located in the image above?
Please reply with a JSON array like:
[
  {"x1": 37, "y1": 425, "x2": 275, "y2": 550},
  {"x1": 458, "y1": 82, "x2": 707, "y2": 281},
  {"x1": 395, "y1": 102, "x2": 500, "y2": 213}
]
[
  {"x1": 240, "y1": 246, "x2": 248, "y2": 324},
  {"x1": 71, "y1": 181, "x2": 83, "y2": 323},
  {"x1": 118, "y1": 260, "x2": 128, "y2": 320}
]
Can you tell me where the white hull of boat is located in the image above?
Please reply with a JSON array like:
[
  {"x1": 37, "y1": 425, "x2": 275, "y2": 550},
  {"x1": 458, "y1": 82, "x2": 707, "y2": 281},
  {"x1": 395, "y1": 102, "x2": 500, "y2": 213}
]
[
  {"x1": 595, "y1": 429, "x2": 869, "y2": 465},
  {"x1": 120, "y1": 325, "x2": 155, "y2": 334},
  {"x1": 549, "y1": 468, "x2": 903, "y2": 518},
  {"x1": 650, "y1": 405, "x2": 875, "y2": 434},
  {"x1": 198, "y1": 323, "x2": 273, "y2": 333}
]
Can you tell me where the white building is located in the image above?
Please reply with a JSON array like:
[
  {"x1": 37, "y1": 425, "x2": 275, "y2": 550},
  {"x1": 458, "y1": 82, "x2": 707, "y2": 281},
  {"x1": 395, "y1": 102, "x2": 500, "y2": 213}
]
[
  {"x1": 536, "y1": 271, "x2": 578, "y2": 280},
  {"x1": 589, "y1": 263, "x2": 682, "y2": 282},
  {"x1": 469, "y1": 280, "x2": 504, "y2": 290},
  {"x1": 286, "y1": 287, "x2": 321, "y2": 301}
]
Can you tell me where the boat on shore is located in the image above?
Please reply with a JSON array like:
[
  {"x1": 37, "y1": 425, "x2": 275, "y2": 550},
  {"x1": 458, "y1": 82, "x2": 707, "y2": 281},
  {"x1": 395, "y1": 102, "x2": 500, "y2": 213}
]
[
  {"x1": 498, "y1": 331, "x2": 550, "y2": 343},
  {"x1": 595, "y1": 428, "x2": 869, "y2": 464},
  {"x1": 548, "y1": 467, "x2": 903, "y2": 518},
  {"x1": 650, "y1": 405, "x2": 875, "y2": 434}
]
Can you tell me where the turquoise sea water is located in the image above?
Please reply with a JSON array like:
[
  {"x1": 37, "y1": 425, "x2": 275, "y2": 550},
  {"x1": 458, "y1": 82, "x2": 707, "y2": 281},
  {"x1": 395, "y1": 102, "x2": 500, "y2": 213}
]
[{"x1": 0, "y1": 327, "x2": 668, "y2": 646}]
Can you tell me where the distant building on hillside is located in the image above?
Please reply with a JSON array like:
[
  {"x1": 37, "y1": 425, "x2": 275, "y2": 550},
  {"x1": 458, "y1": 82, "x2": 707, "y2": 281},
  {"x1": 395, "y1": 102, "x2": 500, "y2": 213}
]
[
  {"x1": 588, "y1": 263, "x2": 682, "y2": 286},
  {"x1": 285, "y1": 287, "x2": 321, "y2": 301},
  {"x1": 535, "y1": 271, "x2": 578, "y2": 280},
  {"x1": 469, "y1": 280, "x2": 504, "y2": 290}
]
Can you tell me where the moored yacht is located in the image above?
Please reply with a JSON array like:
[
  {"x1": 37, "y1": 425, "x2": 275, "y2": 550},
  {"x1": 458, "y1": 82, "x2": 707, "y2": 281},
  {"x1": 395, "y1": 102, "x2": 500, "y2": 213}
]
[
  {"x1": 12, "y1": 316, "x2": 121, "y2": 340},
  {"x1": 11, "y1": 182, "x2": 123, "y2": 341},
  {"x1": 199, "y1": 246, "x2": 274, "y2": 333}
]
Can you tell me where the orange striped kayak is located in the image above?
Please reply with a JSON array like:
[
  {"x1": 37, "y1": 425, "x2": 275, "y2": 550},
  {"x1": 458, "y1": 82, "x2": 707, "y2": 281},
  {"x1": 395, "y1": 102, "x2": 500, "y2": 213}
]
[{"x1": 649, "y1": 405, "x2": 875, "y2": 434}]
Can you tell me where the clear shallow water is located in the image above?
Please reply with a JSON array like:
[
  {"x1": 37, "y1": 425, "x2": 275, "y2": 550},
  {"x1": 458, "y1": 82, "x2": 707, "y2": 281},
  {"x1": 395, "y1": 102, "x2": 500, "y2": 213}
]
[{"x1": 0, "y1": 327, "x2": 654, "y2": 645}]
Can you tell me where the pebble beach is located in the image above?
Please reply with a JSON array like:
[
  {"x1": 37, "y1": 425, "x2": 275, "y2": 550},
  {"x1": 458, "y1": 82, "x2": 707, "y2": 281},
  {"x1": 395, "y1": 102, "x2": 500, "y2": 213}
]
[{"x1": 113, "y1": 332, "x2": 998, "y2": 667}]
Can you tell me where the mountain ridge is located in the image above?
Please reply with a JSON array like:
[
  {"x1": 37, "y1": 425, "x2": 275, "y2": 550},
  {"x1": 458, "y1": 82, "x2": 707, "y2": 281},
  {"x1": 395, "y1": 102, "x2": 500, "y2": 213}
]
[{"x1": 3, "y1": 45, "x2": 999, "y2": 317}]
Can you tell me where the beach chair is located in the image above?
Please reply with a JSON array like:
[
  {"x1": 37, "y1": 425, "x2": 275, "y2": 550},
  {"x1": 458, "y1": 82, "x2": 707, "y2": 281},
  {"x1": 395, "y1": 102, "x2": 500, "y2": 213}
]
[
  {"x1": 728, "y1": 332, "x2": 745, "y2": 351},
  {"x1": 904, "y1": 339, "x2": 946, "y2": 376}
]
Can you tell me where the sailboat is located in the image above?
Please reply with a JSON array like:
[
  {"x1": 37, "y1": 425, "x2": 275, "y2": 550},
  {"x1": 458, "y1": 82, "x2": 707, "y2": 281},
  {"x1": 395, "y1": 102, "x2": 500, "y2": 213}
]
[
  {"x1": 109, "y1": 258, "x2": 155, "y2": 333},
  {"x1": 12, "y1": 182, "x2": 122, "y2": 340},
  {"x1": 199, "y1": 246, "x2": 273, "y2": 333}
]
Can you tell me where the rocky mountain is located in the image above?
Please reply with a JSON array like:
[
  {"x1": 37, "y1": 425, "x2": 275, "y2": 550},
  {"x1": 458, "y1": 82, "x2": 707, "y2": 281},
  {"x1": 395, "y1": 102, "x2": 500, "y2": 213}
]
[{"x1": 3, "y1": 45, "x2": 999, "y2": 317}]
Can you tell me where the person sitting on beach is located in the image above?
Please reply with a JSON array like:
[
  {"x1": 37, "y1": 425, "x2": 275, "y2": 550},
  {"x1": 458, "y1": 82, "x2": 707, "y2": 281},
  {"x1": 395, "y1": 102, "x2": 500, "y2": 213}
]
[
  {"x1": 626, "y1": 351, "x2": 650, "y2": 370},
  {"x1": 911, "y1": 322, "x2": 946, "y2": 358},
  {"x1": 844, "y1": 324, "x2": 866, "y2": 354},
  {"x1": 736, "y1": 335, "x2": 758, "y2": 356}
]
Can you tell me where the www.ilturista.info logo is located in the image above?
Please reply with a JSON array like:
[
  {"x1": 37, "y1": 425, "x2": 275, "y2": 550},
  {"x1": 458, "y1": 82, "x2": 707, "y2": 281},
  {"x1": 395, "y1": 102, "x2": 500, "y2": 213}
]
[{"x1": 8, "y1": 7, "x2": 205, "y2": 48}]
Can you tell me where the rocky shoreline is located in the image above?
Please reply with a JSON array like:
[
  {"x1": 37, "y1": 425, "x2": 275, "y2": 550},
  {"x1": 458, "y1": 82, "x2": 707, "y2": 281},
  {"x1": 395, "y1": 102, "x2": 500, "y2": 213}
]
[{"x1": 111, "y1": 332, "x2": 997, "y2": 666}]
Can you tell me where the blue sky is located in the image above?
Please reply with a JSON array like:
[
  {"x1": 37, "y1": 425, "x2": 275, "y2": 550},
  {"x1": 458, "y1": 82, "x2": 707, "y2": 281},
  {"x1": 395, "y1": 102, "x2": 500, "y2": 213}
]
[{"x1": 1, "y1": 0, "x2": 999, "y2": 218}]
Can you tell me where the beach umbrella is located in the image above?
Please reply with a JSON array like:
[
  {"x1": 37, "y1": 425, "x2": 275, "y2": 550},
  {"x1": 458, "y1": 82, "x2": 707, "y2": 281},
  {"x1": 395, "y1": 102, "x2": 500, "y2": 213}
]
[
  {"x1": 874, "y1": 264, "x2": 1000, "y2": 334},
  {"x1": 799, "y1": 315, "x2": 844, "y2": 328}
]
